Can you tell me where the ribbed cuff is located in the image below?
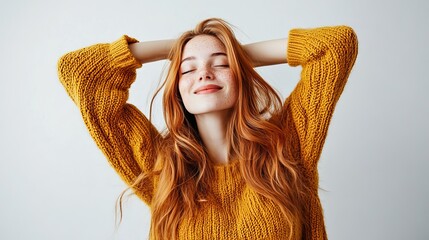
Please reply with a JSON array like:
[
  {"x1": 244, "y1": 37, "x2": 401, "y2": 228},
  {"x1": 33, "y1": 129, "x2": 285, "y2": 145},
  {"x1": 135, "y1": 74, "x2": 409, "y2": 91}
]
[
  {"x1": 287, "y1": 29, "x2": 309, "y2": 67},
  {"x1": 109, "y1": 35, "x2": 142, "y2": 70}
]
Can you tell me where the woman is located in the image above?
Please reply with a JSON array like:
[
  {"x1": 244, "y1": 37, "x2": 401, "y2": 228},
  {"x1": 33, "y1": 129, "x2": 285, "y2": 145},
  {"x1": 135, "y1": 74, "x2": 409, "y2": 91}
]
[{"x1": 58, "y1": 18, "x2": 358, "y2": 240}]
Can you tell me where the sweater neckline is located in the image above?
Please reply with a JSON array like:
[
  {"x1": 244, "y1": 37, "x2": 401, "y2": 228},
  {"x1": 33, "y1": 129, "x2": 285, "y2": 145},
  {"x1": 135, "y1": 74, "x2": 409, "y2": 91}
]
[{"x1": 212, "y1": 158, "x2": 239, "y2": 169}]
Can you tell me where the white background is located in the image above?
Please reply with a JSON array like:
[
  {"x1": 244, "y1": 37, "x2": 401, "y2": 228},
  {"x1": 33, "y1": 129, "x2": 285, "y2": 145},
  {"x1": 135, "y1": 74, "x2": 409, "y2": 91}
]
[{"x1": 1, "y1": 0, "x2": 428, "y2": 239}]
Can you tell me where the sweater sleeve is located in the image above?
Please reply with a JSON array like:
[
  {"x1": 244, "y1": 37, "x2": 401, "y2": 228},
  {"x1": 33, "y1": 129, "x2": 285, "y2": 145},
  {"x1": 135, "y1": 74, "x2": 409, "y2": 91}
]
[
  {"x1": 57, "y1": 35, "x2": 159, "y2": 204},
  {"x1": 284, "y1": 26, "x2": 358, "y2": 176}
]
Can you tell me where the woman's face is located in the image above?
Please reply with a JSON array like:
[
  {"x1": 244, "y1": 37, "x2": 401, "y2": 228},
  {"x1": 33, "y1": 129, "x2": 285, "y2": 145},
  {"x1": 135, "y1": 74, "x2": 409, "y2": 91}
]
[{"x1": 178, "y1": 35, "x2": 238, "y2": 116}]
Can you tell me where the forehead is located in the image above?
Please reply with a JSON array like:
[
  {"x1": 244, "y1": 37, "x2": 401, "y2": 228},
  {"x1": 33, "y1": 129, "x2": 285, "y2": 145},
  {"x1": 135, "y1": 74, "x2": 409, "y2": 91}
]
[{"x1": 182, "y1": 35, "x2": 226, "y2": 59}]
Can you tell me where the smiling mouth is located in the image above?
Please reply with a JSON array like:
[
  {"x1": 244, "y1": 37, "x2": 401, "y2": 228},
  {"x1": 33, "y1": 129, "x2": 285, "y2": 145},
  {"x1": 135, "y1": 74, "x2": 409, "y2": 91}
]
[{"x1": 194, "y1": 85, "x2": 223, "y2": 94}]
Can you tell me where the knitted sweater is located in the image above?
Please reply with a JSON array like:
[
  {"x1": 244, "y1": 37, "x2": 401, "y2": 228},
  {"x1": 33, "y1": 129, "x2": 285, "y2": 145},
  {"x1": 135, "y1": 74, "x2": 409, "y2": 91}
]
[{"x1": 58, "y1": 26, "x2": 358, "y2": 239}]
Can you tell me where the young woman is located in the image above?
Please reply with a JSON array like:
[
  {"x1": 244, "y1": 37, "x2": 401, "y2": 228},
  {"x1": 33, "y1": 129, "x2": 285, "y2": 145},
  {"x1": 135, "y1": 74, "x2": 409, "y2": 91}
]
[{"x1": 58, "y1": 18, "x2": 358, "y2": 240}]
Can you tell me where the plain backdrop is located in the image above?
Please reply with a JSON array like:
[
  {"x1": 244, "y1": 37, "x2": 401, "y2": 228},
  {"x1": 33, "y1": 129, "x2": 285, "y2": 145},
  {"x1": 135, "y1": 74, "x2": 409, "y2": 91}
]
[{"x1": 1, "y1": 0, "x2": 428, "y2": 239}]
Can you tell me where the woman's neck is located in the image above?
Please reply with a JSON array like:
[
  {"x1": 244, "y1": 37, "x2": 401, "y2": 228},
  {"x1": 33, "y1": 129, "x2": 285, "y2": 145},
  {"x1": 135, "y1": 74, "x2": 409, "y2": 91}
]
[{"x1": 195, "y1": 110, "x2": 231, "y2": 165}]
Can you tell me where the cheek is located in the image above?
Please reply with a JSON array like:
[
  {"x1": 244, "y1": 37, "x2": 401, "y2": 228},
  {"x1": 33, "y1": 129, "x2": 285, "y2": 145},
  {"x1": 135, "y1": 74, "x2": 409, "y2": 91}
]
[
  {"x1": 224, "y1": 72, "x2": 238, "y2": 93},
  {"x1": 178, "y1": 78, "x2": 190, "y2": 97},
  {"x1": 223, "y1": 73, "x2": 239, "y2": 104}
]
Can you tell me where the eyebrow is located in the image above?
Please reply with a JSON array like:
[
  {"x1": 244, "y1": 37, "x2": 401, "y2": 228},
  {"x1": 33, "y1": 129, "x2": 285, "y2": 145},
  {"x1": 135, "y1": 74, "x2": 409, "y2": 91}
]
[{"x1": 181, "y1": 52, "x2": 227, "y2": 64}]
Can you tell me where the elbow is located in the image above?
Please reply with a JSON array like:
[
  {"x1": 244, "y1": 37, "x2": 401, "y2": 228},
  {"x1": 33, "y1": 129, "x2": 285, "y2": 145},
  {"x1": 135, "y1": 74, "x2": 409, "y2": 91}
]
[
  {"x1": 57, "y1": 52, "x2": 73, "y2": 85},
  {"x1": 336, "y1": 26, "x2": 358, "y2": 60},
  {"x1": 327, "y1": 26, "x2": 358, "y2": 70},
  {"x1": 57, "y1": 54, "x2": 68, "y2": 89},
  {"x1": 57, "y1": 52, "x2": 80, "y2": 103}
]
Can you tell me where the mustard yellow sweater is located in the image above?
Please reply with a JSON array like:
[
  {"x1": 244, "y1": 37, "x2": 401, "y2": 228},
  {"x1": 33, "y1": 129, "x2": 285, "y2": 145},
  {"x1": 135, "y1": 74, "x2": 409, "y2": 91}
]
[{"x1": 58, "y1": 26, "x2": 358, "y2": 239}]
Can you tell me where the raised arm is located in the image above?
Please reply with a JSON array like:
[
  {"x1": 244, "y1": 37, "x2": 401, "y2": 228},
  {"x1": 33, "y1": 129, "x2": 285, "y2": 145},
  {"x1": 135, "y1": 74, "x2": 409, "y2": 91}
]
[
  {"x1": 57, "y1": 36, "x2": 170, "y2": 204},
  {"x1": 128, "y1": 39, "x2": 175, "y2": 63},
  {"x1": 284, "y1": 26, "x2": 358, "y2": 175},
  {"x1": 243, "y1": 38, "x2": 288, "y2": 67}
]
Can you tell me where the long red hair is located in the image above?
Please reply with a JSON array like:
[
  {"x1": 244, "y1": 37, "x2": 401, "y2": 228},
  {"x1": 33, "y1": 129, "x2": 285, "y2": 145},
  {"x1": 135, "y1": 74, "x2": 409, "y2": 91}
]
[{"x1": 123, "y1": 18, "x2": 310, "y2": 240}]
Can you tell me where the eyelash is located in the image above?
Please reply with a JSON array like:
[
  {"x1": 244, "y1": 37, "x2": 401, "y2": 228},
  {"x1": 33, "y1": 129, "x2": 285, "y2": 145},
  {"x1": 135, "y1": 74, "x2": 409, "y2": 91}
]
[
  {"x1": 181, "y1": 70, "x2": 194, "y2": 75},
  {"x1": 215, "y1": 64, "x2": 229, "y2": 68},
  {"x1": 181, "y1": 65, "x2": 229, "y2": 75}
]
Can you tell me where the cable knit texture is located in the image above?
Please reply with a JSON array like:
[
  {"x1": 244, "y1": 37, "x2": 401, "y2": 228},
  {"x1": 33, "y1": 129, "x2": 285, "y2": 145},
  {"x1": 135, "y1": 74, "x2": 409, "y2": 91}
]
[{"x1": 58, "y1": 26, "x2": 358, "y2": 239}]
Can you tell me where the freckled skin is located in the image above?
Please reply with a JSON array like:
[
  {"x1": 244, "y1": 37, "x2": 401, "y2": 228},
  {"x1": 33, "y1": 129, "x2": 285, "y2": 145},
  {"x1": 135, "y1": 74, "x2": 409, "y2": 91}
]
[{"x1": 178, "y1": 35, "x2": 238, "y2": 116}]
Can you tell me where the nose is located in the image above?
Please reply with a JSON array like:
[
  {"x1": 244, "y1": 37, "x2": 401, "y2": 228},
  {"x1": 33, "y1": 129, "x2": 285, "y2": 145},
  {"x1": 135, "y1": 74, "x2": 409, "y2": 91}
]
[{"x1": 198, "y1": 69, "x2": 213, "y2": 81}]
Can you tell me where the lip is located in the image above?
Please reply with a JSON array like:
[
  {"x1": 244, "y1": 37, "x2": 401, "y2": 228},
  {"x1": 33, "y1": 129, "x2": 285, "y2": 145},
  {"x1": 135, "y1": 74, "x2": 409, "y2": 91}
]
[{"x1": 194, "y1": 84, "x2": 223, "y2": 94}]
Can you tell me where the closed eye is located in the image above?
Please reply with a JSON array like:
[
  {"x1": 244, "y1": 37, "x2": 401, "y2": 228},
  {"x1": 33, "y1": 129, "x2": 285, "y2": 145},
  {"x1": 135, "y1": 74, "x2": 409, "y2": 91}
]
[
  {"x1": 214, "y1": 64, "x2": 229, "y2": 68},
  {"x1": 181, "y1": 69, "x2": 195, "y2": 75}
]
